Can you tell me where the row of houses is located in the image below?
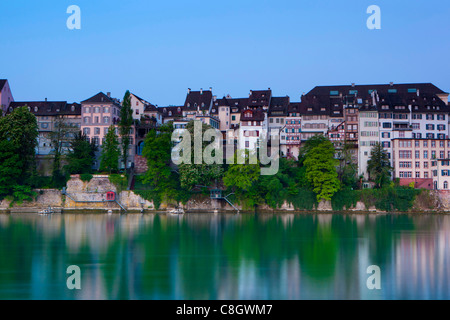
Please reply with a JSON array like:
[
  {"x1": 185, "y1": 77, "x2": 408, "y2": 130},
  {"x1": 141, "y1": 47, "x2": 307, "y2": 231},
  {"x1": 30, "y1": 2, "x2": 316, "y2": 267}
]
[{"x1": 1, "y1": 79, "x2": 450, "y2": 190}]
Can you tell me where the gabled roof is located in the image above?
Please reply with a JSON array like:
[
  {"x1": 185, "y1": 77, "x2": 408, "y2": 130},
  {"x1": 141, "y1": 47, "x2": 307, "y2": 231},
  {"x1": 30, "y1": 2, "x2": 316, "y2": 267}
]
[
  {"x1": 307, "y1": 83, "x2": 448, "y2": 97},
  {"x1": 81, "y1": 92, "x2": 121, "y2": 106},
  {"x1": 184, "y1": 89, "x2": 213, "y2": 110},
  {"x1": 8, "y1": 101, "x2": 81, "y2": 116},
  {"x1": 0, "y1": 80, "x2": 7, "y2": 92},
  {"x1": 131, "y1": 92, "x2": 156, "y2": 110},
  {"x1": 160, "y1": 106, "x2": 183, "y2": 118},
  {"x1": 269, "y1": 96, "x2": 289, "y2": 116},
  {"x1": 212, "y1": 97, "x2": 248, "y2": 113},
  {"x1": 248, "y1": 89, "x2": 272, "y2": 107},
  {"x1": 288, "y1": 102, "x2": 301, "y2": 114}
]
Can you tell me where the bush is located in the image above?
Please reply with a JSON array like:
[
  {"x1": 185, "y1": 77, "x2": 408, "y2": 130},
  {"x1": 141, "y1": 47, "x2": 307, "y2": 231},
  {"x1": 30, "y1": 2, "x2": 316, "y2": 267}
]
[
  {"x1": 109, "y1": 174, "x2": 127, "y2": 193},
  {"x1": 80, "y1": 173, "x2": 93, "y2": 182},
  {"x1": 331, "y1": 188, "x2": 358, "y2": 211}
]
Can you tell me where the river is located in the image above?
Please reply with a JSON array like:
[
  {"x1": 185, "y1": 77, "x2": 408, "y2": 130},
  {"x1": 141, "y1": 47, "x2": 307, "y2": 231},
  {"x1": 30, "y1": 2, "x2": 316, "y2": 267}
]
[{"x1": 0, "y1": 213, "x2": 448, "y2": 300}]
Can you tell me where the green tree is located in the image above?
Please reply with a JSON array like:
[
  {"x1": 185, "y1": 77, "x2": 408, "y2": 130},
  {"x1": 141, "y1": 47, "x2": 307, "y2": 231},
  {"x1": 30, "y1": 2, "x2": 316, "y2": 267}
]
[
  {"x1": 223, "y1": 150, "x2": 260, "y2": 192},
  {"x1": 178, "y1": 121, "x2": 224, "y2": 190},
  {"x1": 0, "y1": 106, "x2": 38, "y2": 179},
  {"x1": 65, "y1": 132, "x2": 97, "y2": 174},
  {"x1": 338, "y1": 141, "x2": 358, "y2": 189},
  {"x1": 49, "y1": 116, "x2": 78, "y2": 187},
  {"x1": 0, "y1": 140, "x2": 23, "y2": 199},
  {"x1": 119, "y1": 91, "x2": 133, "y2": 170},
  {"x1": 100, "y1": 125, "x2": 121, "y2": 173},
  {"x1": 367, "y1": 142, "x2": 392, "y2": 188},
  {"x1": 142, "y1": 123, "x2": 173, "y2": 188},
  {"x1": 303, "y1": 137, "x2": 341, "y2": 202}
]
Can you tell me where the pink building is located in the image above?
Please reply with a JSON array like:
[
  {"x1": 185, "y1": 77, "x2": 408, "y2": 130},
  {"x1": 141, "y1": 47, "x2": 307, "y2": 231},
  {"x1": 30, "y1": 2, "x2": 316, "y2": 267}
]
[
  {"x1": 0, "y1": 79, "x2": 14, "y2": 116},
  {"x1": 81, "y1": 92, "x2": 135, "y2": 170}
]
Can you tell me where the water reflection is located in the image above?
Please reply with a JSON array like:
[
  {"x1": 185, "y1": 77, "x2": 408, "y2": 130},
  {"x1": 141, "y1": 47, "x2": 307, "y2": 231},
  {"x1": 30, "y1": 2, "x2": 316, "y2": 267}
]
[{"x1": 0, "y1": 213, "x2": 448, "y2": 300}]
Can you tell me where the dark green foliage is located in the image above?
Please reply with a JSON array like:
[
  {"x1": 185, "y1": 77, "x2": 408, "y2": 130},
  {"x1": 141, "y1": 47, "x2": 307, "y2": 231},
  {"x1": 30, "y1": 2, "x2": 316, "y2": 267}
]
[
  {"x1": 80, "y1": 173, "x2": 93, "y2": 182},
  {"x1": 331, "y1": 188, "x2": 359, "y2": 211},
  {"x1": 367, "y1": 143, "x2": 392, "y2": 188},
  {"x1": 100, "y1": 125, "x2": 121, "y2": 173},
  {"x1": 119, "y1": 91, "x2": 133, "y2": 168},
  {"x1": 178, "y1": 121, "x2": 224, "y2": 190},
  {"x1": 65, "y1": 132, "x2": 97, "y2": 174},
  {"x1": 109, "y1": 174, "x2": 127, "y2": 193},
  {"x1": 0, "y1": 107, "x2": 39, "y2": 203}
]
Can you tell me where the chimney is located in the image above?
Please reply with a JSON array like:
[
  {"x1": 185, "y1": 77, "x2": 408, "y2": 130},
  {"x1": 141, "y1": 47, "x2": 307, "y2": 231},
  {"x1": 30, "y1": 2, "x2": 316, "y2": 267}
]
[
  {"x1": 417, "y1": 89, "x2": 420, "y2": 97},
  {"x1": 351, "y1": 83, "x2": 355, "y2": 87},
  {"x1": 390, "y1": 82, "x2": 394, "y2": 87},
  {"x1": 107, "y1": 92, "x2": 111, "y2": 98},
  {"x1": 249, "y1": 90, "x2": 253, "y2": 97},
  {"x1": 209, "y1": 87, "x2": 212, "y2": 92},
  {"x1": 200, "y1": 88, "x2": 203, "y2": 95},
  {"x1": 188, "y1": 88, "x2": 191, "y2": 94},
  {"x1": 45, "y1": 98, "x2": 47, "y2": 102},
  {"x1": 213, "y1": 95, "x2": 217, "y2": 102}
]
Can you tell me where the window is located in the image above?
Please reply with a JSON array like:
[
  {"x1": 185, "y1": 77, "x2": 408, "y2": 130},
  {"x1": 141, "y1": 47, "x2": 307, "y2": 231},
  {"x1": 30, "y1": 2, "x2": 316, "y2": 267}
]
[
  {"x1": 399, "y1": 151, "x2": 412, "y2": 159},
  {"x1": 424, "y1": 141, "x2": 428, "y2": 147},
  {"x1": 424, "y1": 162, "x2": 429, "y2": 168},
  {"x1": 103, "y1": 107, "x2": 109, "y2": 113},
  {"x1": 232, "y1": 116, "x2": 236, "y2": 121},
  {"x1": 83, "y1": 128, "x2": 90, "y2": 135},
  {"x1": 415, "y1": 151, "x2": 420, "y2": 159},
  {"x1": 412, "y1": 123, "x2": 420, "y2": 130},
  {"x1": 441, "y1": 151, "x2": 445, "y2": 159},
  {"x1": 415, "y1": 162, "x2": 420, "y2": 168},
  {"x1": 432, "y1": 141, "x2": 436, "y2": 147},
  {"x1": 399, "y1": 172, "x2": 412, "y2": 178},
  {"x1": 94, "y1": 107, "x2": 100, "y2": 113},
  {"x1": 94, "y1": 127, "x2": 100, "y2": 135},
  {"x1": 424, "y1": 151, "x2": 428, "y2": 159},
  {"x1": 399, "y1": 162, "x2": 412, "y2": 168},
  {"x1": 383, "y1": 122, "x2": 392, "y2": 129},
  {"x1": 103, "y1": 117, "x2": 110, "y2": 124},
  {"x1": 445, "y1": 182, "x2": 449, "y2": 189},
  {"x1": 382, "y1": 132, "x2": 390, "y2": 139},
  {"x1": 416, "y1": 172, "x2": 420, "y2": 178}
]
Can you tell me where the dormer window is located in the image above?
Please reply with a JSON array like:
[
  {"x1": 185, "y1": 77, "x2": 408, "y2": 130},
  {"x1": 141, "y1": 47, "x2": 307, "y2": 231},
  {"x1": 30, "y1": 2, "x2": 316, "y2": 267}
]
[
  {"x1": 163, "y1": 108, "x2": 167, "y2": 113},
  {"x1": 168, "y1": 111, "x2": 172, "y2": 116},
  {"x1": 177, "y1": 107, "x2": 181, "y2": 112},
  {"x1": 187, "y1": 103, "x2": 190, "y2": 107},
  {"x1": 71, "y1": 105, "x2": 75, "y2": 112},
  {"x1": 34, "y1": 107, "x2": 38, "y2": 112}
]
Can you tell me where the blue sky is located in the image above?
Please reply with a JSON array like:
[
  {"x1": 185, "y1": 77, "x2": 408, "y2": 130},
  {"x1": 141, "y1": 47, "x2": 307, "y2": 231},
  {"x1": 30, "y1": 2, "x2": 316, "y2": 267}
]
[{"x1": 1, "y1": 0, "x2": 450, "y2": 105}]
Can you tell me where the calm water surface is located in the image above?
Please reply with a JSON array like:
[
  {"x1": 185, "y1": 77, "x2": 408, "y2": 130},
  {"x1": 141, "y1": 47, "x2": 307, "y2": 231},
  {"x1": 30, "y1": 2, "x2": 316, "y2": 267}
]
[{"x1": 0, "y1": 213, "x2": 448, "y2": 300}]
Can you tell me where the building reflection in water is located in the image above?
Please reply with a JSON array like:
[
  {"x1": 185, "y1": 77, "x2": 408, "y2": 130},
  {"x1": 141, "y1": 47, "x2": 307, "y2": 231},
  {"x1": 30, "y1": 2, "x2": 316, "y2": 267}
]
[{"x1": 0, "y1": 213, "x2": 448, "y2": 299}]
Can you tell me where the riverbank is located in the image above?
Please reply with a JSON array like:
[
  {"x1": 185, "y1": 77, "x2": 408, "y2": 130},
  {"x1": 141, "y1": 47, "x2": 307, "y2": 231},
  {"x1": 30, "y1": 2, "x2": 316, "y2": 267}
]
[{"x1": 1, "y1": 175, "x2": 449, "y2": 214}]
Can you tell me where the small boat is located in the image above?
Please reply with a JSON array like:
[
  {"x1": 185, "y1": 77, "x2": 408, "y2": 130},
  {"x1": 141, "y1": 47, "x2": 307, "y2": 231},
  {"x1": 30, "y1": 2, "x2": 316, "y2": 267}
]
[
  {"x1": 168, "y1": 208, "x2": 184, "y2": 215},
  {"x1": 107, "y1": 209, "x2": 113, "y2": 215},
  {"x1": 39, "y1": 207, "x2": 54, "y2": 215}
]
